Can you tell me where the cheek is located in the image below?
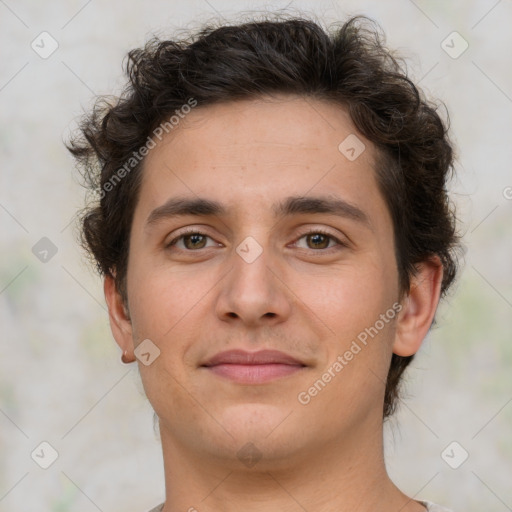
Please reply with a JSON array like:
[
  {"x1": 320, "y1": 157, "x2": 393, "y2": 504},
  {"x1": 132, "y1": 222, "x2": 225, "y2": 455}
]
[
  {"x1": 297, "y1": 258, "x2": 399, "y2": 402},
  {"x1": 298, "y1": 272, "x2": 398, "y2": 426},
  {"x1": 127, "y1": 262, "x2": 218, "y2": 394},
  {"x1": 300, "y1": 261, "x2": 397, "y2": 339},
  {"x1": 126, "y1": 265, "x2": 205, "y2": 418},
  {"x1": 128, "y1": 263, "x2": 210, "y2": 340}
]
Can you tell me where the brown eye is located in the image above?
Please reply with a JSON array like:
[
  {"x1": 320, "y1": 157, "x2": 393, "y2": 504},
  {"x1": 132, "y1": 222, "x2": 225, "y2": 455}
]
[
  {"x1": 294, "y1": 230, "x2": 343, "y2": 251},
  {"x1": 166, "y1": 231, "x2": 216, "y2": 251},
  {"x1": 306, "y1": 233, "x2": 331, "y2": 249},
  {"x1": 182, "y1": 234, "x2": 207, "y2": 250}
]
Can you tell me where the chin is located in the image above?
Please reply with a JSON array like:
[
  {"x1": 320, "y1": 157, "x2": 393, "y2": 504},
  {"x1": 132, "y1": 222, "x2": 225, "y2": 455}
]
[
  {"x1": 218, "y1": 404, "x2": 306, "y2": 454},
  {"x1": 220, "y1": 402, "x2": 291, "y2": 435}
]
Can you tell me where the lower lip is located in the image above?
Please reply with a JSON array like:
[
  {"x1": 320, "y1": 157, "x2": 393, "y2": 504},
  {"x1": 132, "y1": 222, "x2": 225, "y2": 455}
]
[{"x1": 204, "y1": 363, "x2": 304, "y2": 384}]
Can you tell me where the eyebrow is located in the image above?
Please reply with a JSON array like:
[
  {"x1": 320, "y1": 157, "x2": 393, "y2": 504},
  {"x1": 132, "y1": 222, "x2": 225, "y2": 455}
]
[{"x1": 144, "y1": 195, "x2": 371, "y2": 231}]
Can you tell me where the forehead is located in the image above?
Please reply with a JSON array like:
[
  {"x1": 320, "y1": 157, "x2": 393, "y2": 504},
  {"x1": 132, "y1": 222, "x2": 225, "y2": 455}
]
[
  {"x1": 134, "y1": 95, "x2": 387, "y2": 228},
  {"x1": 162, "y1": 95, "x2": 370, "y2": 161}
]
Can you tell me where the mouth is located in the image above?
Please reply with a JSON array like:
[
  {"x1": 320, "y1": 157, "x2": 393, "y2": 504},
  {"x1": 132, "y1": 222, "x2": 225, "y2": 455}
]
[{"x1": 200, "y1": 349, "x2": 307, "y2": 384}]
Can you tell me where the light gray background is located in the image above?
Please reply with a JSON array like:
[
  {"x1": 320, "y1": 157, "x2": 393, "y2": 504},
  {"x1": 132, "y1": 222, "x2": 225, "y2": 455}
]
[{"x1": 1, "y1": 1, "x2": 511, "y2": 511}]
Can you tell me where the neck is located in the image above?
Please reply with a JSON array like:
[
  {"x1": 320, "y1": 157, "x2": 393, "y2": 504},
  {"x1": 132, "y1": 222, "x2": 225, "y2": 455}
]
[{"x1": 157, "y1": 413, "x2": 424, "y2": 512}]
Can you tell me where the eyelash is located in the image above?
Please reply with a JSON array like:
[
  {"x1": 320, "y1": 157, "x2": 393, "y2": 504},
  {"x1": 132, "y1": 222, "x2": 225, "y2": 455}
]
[{"x1": 165, "y1": 228, "x2": 346, "y2": 252}]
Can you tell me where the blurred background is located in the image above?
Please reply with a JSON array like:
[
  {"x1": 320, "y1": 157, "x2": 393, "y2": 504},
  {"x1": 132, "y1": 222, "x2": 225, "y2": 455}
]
[{"x1": 1, "y1": 1, "x2": 511, "y2": 511}]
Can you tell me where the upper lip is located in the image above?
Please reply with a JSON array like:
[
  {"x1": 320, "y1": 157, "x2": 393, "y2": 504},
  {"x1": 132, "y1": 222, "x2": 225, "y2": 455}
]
[{"x1": 202, "y1": 349, "x2": 305, "y2": 367}]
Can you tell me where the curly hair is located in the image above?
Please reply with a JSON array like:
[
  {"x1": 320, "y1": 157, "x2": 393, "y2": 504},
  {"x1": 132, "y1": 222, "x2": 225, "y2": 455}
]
[{"x1": 67, "y1": 14, "x2": 460, "y2": 418}]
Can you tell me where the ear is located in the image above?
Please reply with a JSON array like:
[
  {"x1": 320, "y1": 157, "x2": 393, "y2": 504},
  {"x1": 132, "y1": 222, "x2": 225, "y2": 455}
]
[
  {"x1": 393, "y1": 257, "x2": 443, "y2": 357},
  {"x1": 104, "y1": 273, "x2": 134, "y2": 356}
]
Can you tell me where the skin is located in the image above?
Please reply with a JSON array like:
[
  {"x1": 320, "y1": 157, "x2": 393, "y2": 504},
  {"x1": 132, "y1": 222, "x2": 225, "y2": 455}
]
[{"x1": 105, "y1": 95, "x2": 443, "y2": 512}]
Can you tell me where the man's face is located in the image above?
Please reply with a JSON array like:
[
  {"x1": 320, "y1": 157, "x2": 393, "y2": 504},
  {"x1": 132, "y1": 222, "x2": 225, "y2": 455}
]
[{"x1": 123, "y1": 95, "x2": 401, "y2": 466}]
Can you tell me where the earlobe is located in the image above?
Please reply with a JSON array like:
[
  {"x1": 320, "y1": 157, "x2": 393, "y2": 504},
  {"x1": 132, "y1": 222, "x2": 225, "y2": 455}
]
[
  {"x1": 393, "y1": 257, "x2": 444, "y2": 357},
  {"x1": 104, "y1": 274, "x2": 134, "y2": 357}
]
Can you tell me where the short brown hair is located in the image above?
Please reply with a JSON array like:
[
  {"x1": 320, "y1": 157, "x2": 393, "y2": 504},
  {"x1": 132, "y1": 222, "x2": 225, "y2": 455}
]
[{"x1": 67, "y1": 14, "x2": 460, "y2": 418}]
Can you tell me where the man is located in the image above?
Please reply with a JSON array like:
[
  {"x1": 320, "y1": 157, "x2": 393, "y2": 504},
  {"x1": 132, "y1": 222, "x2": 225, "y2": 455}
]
[{"x1": 68, "y1": 14, "x2": 459, "y2": 512}]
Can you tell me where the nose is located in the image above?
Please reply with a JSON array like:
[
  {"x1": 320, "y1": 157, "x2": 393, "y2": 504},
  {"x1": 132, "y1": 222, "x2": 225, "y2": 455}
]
[{"x1": 215, "y1": 240, "x2": 292, "y2": 328}]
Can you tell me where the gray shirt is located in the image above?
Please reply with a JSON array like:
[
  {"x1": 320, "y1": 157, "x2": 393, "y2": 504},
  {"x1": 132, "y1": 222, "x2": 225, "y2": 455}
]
[{"x1": 146, "y1": 505, "x2": 164, "y2": 512}]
